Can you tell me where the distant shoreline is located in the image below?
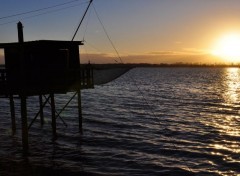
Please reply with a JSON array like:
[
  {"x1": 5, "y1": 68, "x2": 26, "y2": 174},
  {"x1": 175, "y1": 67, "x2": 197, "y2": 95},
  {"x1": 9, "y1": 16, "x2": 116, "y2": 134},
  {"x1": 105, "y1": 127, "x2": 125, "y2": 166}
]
[
  {"x1": 1, "y1": 63, "x2": 240, "y2": 70},
  {"x1": 89, "y1": 63, "x2": 240, "y2": 69}
]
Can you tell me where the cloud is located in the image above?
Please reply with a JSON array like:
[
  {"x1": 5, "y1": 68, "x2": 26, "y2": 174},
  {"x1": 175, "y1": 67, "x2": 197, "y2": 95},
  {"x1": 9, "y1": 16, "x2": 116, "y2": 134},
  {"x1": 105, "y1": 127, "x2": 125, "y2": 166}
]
[
  {"x1": 182, "y1": 48, "x2": 210, "y2": 55},
  {"x1": 147, "y1": 49, "x2": 209, "y2": 56},
  {"x1": 174, "y1": 41, "x2": 182, "y2": 44},
  {"x1": 147, "y1": 51, "x2": 180, "y2": 55}
]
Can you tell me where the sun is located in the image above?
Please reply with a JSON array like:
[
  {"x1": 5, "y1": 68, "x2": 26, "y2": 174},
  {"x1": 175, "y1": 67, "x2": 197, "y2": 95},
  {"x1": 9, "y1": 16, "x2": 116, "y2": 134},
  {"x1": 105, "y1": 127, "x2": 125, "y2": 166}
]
[{"x1": 211, "y1": 33, "x2": 240, "y2": 63}]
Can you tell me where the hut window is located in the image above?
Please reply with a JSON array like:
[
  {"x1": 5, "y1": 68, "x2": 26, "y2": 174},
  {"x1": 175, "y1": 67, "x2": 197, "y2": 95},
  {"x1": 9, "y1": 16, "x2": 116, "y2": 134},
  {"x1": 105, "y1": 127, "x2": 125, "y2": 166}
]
[{"x1": 0, "y1": 49, "x2": 5, "y2": 66}]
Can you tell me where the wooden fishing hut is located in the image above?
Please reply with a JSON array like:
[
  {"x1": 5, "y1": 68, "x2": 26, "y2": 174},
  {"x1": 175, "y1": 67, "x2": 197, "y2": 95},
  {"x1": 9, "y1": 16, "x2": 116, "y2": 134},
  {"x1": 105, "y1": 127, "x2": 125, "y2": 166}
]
[{"x1": 0, "y1": 22, "x2": 93, "y2": 154}]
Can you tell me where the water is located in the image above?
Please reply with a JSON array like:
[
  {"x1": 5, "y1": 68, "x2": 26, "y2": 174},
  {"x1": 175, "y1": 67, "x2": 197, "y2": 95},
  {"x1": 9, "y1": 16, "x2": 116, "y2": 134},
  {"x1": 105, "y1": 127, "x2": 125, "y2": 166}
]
[{"x1": 0, "y1": 67, "x2": 240, "y2": 175}]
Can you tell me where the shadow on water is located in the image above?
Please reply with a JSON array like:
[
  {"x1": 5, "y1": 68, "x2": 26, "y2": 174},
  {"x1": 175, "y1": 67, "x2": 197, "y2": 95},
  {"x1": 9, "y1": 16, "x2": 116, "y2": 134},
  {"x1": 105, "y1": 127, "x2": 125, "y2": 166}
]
[{"x1": 0, "y1": 136, "x2": 103, "y2": 176}]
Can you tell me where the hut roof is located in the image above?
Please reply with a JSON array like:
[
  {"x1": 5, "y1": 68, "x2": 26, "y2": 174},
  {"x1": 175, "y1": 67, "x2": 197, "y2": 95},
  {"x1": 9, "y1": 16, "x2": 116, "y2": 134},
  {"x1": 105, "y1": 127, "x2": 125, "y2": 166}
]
[{"x1": 0, "y1": 40, "x2": 83, "y2": 48}]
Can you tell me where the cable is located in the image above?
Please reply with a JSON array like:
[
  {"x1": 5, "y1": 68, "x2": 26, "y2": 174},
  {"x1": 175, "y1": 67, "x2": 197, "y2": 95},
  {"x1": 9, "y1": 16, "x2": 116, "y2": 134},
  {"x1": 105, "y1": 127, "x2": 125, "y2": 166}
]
[
  {"x1": 90, "y1": 7, "x2": 194, "y2": 165},
  {"x1": 82, "y1": 6, "x2": 92, "y2": 41},
  {"x1": 92, "y1": 5, "x2": 124, "y2": 64},
  {"x1": 0, "y1": 0, "x2": 87, "y2": 20},
  {"x1": 92, "y1": 4, "x2": 160, "y2": 119},
  {"x1": 0, "y1": 2, "x2": 88, "y2": 26},
  {"x1": 85, "y1": 4, "x2": 193, "y2": 172}
]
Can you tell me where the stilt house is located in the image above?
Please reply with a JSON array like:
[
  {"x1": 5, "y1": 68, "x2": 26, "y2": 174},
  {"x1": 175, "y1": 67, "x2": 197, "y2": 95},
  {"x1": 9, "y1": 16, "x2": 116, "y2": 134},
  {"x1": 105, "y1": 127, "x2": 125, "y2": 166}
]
[
  {"x1": 0, "y1": 22, "x2": 93, "y2": 154},
  {"x1": 0, "y1": 23, "x2": 93, "y2": 95}
]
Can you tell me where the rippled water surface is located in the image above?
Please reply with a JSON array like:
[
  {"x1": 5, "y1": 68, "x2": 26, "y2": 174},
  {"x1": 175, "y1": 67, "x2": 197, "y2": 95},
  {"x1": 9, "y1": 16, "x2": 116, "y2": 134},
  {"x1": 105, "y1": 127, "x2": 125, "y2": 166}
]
[{"x1": 0, "y1": 67, "x2": 240, "y2": 175}]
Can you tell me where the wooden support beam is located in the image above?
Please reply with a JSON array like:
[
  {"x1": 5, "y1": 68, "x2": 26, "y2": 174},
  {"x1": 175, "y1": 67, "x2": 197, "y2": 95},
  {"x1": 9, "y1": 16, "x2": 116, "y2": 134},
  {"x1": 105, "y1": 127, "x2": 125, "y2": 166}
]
[
  {"x1": 44, "y1": 95, "x2": 67, "y2": 127},
  {"x1": 77, "y1": 90, "x2": 83, "y2": 134},
  {"x1": 9, "y1": 95, "x2": 16, "y2": 135},
  {"x1": 21, "y1": 95, "x2": 28, "y2": 155},
  {"x1": 50, "y1": 93, "x2": 57, "y2": 140},
  {"x1": 39, "y1": 95, "x2": 44, "y2": 126},
  {"x1": 28, "y1": 95, "x2": 50, "y2": 130}
]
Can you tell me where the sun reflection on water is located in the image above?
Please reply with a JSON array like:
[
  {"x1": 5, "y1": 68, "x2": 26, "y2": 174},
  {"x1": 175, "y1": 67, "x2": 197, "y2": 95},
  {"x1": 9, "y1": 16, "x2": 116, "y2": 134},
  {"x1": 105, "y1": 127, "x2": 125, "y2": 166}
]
[
  {"x1": 223, "y1": 67, "x2": 240, "y2": 104},
  {"x1": 206, "y1": 68, "x2": 240, "y2": 166},
  {"x1": 219, "y1": 68, "x2": 240, "y2": 137}
]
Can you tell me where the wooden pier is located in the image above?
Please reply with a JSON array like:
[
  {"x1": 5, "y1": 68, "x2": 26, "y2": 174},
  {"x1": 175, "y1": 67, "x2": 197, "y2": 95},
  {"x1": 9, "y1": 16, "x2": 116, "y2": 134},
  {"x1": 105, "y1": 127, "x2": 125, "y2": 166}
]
[{"x1": 0, "y1": 22, "x2": 94, "y2": 154}]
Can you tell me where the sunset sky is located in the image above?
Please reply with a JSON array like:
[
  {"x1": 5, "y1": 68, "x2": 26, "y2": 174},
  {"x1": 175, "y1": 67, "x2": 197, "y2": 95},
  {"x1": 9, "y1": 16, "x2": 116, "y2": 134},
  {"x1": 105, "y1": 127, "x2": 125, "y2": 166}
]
[{"x1": 1, "y1": 0, "x2": 240, "y2": 64}]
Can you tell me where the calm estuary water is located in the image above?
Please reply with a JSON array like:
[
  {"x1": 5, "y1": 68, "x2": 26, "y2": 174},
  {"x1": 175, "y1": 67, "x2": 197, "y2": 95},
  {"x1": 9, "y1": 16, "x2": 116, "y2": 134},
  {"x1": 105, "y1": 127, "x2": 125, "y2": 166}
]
[{"x1": 0, "y1": 67, "x2": 240, "y2": 175}]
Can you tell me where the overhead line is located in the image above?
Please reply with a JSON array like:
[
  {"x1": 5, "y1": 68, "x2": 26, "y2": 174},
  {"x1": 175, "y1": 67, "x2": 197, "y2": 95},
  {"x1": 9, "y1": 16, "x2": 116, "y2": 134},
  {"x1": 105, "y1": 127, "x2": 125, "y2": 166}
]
[
  {"x1": 89, "y1": 9, "x2": 190, "y2": 171},
  {"x1": 92, "y1": 5, "x2": 124, "y2": 63},
  {"x1": 0, "y1": 2, "x2": 88, "y2": 26},
  {"x1": 0, "y1": 0, "x2": 88, "y2": 20},
  {"x1": 92, "y1": 4, "x2": 161, "y2": 120},
  {"x1": 81, "y1": 4, "x2": 193, "y2": 173}
]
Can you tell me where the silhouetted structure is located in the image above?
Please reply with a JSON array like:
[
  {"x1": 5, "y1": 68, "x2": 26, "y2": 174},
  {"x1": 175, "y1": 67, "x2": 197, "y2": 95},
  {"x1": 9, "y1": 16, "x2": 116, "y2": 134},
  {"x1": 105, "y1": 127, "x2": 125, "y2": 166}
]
[{"x1": 0, "y1": 22, "x2": 93, "y2": 154}]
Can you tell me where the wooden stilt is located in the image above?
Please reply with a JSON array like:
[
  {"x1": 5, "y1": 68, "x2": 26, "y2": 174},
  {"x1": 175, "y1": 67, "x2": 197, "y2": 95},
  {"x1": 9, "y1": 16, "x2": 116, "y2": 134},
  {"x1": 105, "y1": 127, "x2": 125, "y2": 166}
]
[
  {"x1": 9, "y1": 95, "x2": 16, "y2": 135},
  {"x1": 77, "y1": 90, "x2": 83, "y2": 134},
  {"x1": 50, "y1": 93, "x2": 57, "y2": 140},
  {"x1": 21, "y1": 95, "x2": 28, "y2": 155},
  {"x1": 39, "y1": 95, "x2": 44, "y2": 126}
]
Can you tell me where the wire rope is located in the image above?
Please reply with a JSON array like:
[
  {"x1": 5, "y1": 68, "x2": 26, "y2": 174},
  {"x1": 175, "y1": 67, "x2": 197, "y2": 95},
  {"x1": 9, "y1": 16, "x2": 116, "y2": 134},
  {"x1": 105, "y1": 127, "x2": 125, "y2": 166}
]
[
  {"x1": 80, "y1": 3, "x2": 193, "y2": 172},
  {"x1": 92, "y1": 4, "x2": 159, "y2": 120},
  {"x1": 0, "y1": 2, "x2": 89, "y2": 26},
  {"x1": 0, "y1": 0, "x2": 88, "y2": 20}
]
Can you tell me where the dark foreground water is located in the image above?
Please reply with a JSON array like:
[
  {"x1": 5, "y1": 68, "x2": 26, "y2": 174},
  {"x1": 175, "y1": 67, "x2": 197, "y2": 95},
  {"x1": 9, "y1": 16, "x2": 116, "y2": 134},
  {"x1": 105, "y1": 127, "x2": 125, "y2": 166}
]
[{"x1": 0, "y1": 67, "x2": 240, "y2": 175}]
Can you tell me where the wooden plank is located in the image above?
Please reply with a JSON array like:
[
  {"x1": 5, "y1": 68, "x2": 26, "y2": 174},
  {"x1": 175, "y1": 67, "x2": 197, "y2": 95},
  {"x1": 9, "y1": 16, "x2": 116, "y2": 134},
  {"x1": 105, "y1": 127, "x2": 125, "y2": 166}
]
[
  {"x1": 9, "y1": 95, "x2": 16, "y2": 135},
  {"x1": 21, "y1": 95, "x2": 29, "y2": 155},
  {"x1": 77, "y1": 90, "x2": 83, "y2": 134},
  {"x1": 50, "y1": 93, "x2": 57, "y2": 140},
  {"x1": 39, "y1": 95, "x2": 44, "y2": 126}
]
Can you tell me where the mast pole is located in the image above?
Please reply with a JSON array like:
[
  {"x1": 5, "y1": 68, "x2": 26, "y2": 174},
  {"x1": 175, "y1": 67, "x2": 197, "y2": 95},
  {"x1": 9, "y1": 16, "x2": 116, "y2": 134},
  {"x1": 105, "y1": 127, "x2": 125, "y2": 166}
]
[
  {"x1": 17, "y1": 21, "x2": 24, "y2": 43},
  {"x1": 72, "y1": 0, "x2": 93, "y2": 41}
]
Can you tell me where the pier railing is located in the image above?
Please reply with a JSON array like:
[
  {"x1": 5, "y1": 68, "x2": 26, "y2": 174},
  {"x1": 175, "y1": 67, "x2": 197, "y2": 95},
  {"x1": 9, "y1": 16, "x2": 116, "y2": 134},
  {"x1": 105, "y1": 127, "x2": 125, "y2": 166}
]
[{"x1": 79, "y1": 64, "x2": 94, "y2": 88}]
